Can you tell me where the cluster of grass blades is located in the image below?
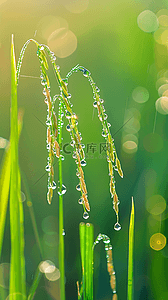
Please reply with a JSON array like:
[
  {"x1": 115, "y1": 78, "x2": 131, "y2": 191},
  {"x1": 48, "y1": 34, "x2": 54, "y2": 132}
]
[{"x1": 0, "y1": 35, "x2": 135, "y2": 299}]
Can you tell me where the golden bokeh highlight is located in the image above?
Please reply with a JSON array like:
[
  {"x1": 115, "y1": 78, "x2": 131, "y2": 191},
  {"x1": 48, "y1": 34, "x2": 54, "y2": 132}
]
[
  {"x1": 158, "y1": 15, "x2": 168, "y2": 27},
  {"x1": 155, "y1": 96, "x2": 168, "y2": 114},
  {"x1": 48, "y1": 29, "x2": 77, "y2": 58},
  {"x1": 150, "y1": 233, "x2": 166, "y2": 251},
  {"x1": 37, "y1": 16, "x2": 68, "y2": 41},
  {"x1": 122, "y1": 134, "x2": 138, "y2": 154},
  {"x1": 156, "y1": 77, "x2": 168, "y2": 90},
  {"x1": 146, "y1": 195, "x2": 166, "y2": 215},
  {"x1": 45, "y1": 267, "x2": 60, "y2": 281},
  {"x1": 158, "y1": 84, "x2": 168, "y2": 96},
  {"x1": 143, "y1": 133, "x2": 163, "y2": 153},
  {"x1": 63, "y1": 0, "x2": 89, "y2": 14},
  {"x1": 39, "y1": 260, "x2": 56, "y2": 274},
  {"x1": 27, "y1": 201, "x2": 32, "y2": 207},
  {"x1": 137, "y1": 10, "x2": 159, "y2": 33}
]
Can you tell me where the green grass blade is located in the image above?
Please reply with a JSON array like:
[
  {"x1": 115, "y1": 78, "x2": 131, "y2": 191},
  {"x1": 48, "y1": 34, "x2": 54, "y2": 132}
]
[
  {"x1": 27, "y1": 266, "x2": 42, "y2": 300},
  {"x1": 79, "y1": 222, "x2": 94, "y2": 300},
  {"x1": 9, "y1": 34, "x2": 26, "y2": 298},
  {"x1": 0, "y1": 144, "x2": 11, "y2": 259},
  {"x1": 85, "y1": 223, "x2": 94, "y2": 300},
  {"x1": 127, "y1": 196, "x2": 135, "y2": 300}
]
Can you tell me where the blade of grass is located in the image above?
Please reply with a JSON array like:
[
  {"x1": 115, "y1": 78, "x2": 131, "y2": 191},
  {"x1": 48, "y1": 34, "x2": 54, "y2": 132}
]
[
  {"x1": 58, "y1": 101, "x2": 65, "y2": 300},
  {"x1": 127, "y1": 196, "x2": 135, "y2": 300},
  {"x1": 27, "y1": 266, "x2": 42, "y2": 300},
  {"x1": 9, "y1": 34, "x2": 26, "y2": 298},
  {"x1": 79, "y1": 222, "x2": 94, "y2": 300}
]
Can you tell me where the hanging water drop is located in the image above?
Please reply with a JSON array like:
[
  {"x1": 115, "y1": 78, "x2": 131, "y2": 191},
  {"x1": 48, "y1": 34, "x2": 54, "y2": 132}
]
[
  {"x1": 104, "y1": 113, "x2": 108, "y2": 120},
  {"x1": 45, "y1": 164, "x2": 50, "y2": 172},
  {"x1": 66, "y1": 111, "x2": 71, "y2": 119},
  {"x1": 114, "y1": 222, "x2": 121, "y2": 231},
  {"x1": 100, "y1": 98, "x2": 104, "y2": 103},
  {"x1": 61, "y1": 184, "x2": 67, "y2": 195},
  {"x1": 81, "y1": 159, "x2": 87, "y2": 167},
  {"x1": 78, "y1": 197, "x2": 83, "y2": 204},
  {"x1": 66, "y1": 124, "x2": 71, "y2": 132},
  {"x1": 102, "y1": 130, "x2": 108, "y2": 137},
  {"x1": 60, "y1": 155, "x2": 65, "y2": 161},
  {"x1": 83, "y1": 211, "x2": 89, "y2": 219},
  {"x1": 46, "y1": 119, "x2": 52, "y2": 126},
  {"x1": 76, "y1": 184, "x2": 81, "y2": 191},
  {"x1": 107, "y1": 122, "x2": 111, "y2": 128},
  {"x1": 93, "y1": 101, "x2": 97, "y2": 108},
  {"x1": 62, "y1": 229, "x2": 65, "y2": 236}
]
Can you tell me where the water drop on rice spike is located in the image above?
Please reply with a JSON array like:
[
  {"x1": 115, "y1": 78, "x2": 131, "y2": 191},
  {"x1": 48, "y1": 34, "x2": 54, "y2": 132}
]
[
  {"x1": 45, "y1": 164, "x2": 50, "y2": 172},
  {"x1": 78, "y1": 197, "x2": 83, "y2": 204},
  {"x1": 66, "y1": 111, "x2": 71, "y2": 119},
  {"x1": 52, "y1": 181, "x2": 57, "y2": 189},
  {"x1": 116, "y1": 157, "x2": 123, "y2": 178},
  {"x1": 76, "y1": 184, "x2": 81, "y2": 191},
  {"x1": 66, "y1": 124, "x2": 71, "y2": 132},
  {"x1": 83, "y1": 211, "x2": 89, "y2": 219},
  {"x1": 114, "y1": 222, "x2": 121, "y2": 231},
  {"x1": 62, "y1": 229, "x2": 65, "y2": 235},
  {"x1": 81, "y1": 159, "x2": 86, "y2": 167},
  {"x1": 60, "y1": 155, "x2": 65, "y2": 161},
  {"x1": 93, "y1": 101, "x2": 97, "y2": 108}
]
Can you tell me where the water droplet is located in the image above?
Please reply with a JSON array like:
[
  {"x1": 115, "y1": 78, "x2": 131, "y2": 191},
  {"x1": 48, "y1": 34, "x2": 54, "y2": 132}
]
[
  {"x1": 45, "y1": 164, "x2": 50, "y2": 172},
  {"x1": 62, "y1": 184, "x2": 67, "y2": 195},
  {"x1": 66, "y1": 111, "x2": 71, "y2": 119},
  {"x1": 102, "y1": 130, "x2": 108, "y2": 137},
  {"x1": 78, "y1": 198, "x2": 83, "y2": 204},
  {"x1": 41, "y1": 79, "x2": 47, "y2": 86},
  {"x1": 76, "y1": 184, "x2": 81, "y2": 191},
  {"x1": 100, "y1": 98, "x2": 104, "y2": 103},
  {"x1": 103, "y1": 238, "x2": 110, "y2": 244},
  {"x1": 66, "y1": 124, "x2": 71, "y2": 132},
  {"x1": 81, "y1": 159, "x2": 87, "y2": 166},
  {"x1": 40, "y1": 46, "x2": 44, "y2": 51},
  {"x1": 62, "y1": 229, "x2": 65, "y2": 235},
  {"x1": 70, "y1": 141, "x2": 75, "y2": 147},
  {"x1": 43, "y1": 88, "x2": 47, "y2": 96},
  {"x1": 96, "y1": 86, "x2": 100, "y2": 92},
  {"x1": 46, "y1": 119, "x2": 52, "y2": 126},
  {"x1": 81, "y1": 144, "x2": 85, "y2": 149},
  {"x1": 105, "y1": 245, "x2": 109, "y2": 251},
  {"x1": 83, "y1": 211, "x2": 89, "y2": 219},
  {"x1": 107, "y1": 122, "x2": 111, "y2": 127},
  {"x1": 52, "y1": 181, "x2": 57, "y2": 190},
  {"x1": 72, "y1": 152, "x2": 77, "y2": 159},
  {"x1": 67, "y1": 93, "x2": 71, "y2": 99},
  {"x1": 104, "y1": 114, "x2": 108, "y2": 120},
  {"x1": 58, "y1": 183, "x2": 67, "y2": 195},
  {"x1": 82, "y1": 68, "x2": 91, "y2": 77},
  {"x1": 60, "y1": 155, "x2": 65, "y2": 161},
  {"x1": 93, "y1": 101, "x2": 97, "y2": 108},
  {"x1": 114, "y1": 222, "x2": 121, "y2": 231},
  {"x1": 46, "y1": 144, "x2": 50, "y2": 151}
]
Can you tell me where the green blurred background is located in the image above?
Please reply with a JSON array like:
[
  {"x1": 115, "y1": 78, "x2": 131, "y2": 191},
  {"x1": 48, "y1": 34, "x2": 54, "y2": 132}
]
[{"x1": 1, "y1": 0, "x2": 168, "y2": 299}]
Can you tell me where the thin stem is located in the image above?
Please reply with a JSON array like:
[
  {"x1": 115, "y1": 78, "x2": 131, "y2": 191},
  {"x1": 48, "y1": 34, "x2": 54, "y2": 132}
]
[{"x1": 58, "y1": 101, "x2": 65, "y2": 300}]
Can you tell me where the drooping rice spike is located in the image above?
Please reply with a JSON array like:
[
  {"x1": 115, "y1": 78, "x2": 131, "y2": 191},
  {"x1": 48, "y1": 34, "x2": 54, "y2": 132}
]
[
  {"x1": 108, "y1": 161, "x2": 113, "y2": 176},
  {"x1": 110, "y1": 177, "x2": 115, "y2": 198},
  {"x1": 54, "y1": 140, "x2": 60, "y2": 158}
]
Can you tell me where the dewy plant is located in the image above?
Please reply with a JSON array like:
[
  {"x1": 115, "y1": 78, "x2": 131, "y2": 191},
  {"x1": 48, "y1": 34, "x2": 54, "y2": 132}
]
[{"x1": 0, "y1": 35, "x2": 134, "y2": 300}]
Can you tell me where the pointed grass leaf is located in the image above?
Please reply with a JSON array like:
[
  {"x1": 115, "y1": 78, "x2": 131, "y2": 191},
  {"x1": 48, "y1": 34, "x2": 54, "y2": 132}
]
[{"x1": 127, "y1": 197, "x2": 135, "y2": 300}]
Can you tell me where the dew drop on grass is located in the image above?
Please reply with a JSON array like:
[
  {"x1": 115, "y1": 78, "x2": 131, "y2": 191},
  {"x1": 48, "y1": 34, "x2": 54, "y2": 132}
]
[
  {"x1": 83, "y1": 211, "x2": 89, "y2": 219},
  {"x1": 62, "y1": 229, "x2": 65, "y2": 235},
  {"x1": 60, "y1": 155, "x2": 65, "y2": 161},
  {"x1": 114, "y1": 222, "x2": 121, "y2": 231},
  {"x1": 45, "y1": 164, "x2": 50, "y2": 172}
]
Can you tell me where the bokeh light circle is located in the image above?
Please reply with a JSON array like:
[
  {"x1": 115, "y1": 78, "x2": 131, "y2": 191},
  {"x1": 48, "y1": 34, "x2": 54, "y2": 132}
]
[
  {"x1": 132, "y1": 86, "x2": 149, "y2": 103},
  {"x1": 156, "y1": 77, "x2": 168, "y2": 90},
  {"x1": 63, "y1": 0, "x2": 89, "y2": 13},
  {"x1": 0, "y1": 137, "x2": 8, "y2": 149},
  {"x1": 158, "y1": 15, "x2": 168, "y2": 27},
  {"x1": 122, "y1": 134, "x2": 138, "y2": 154},
  {"x1": 143, "y1": 133, "x2": 163, "y2": 153},
  {"x1": 146, "y1": 195, "x2": 166, "y2": 215},
  {"x1": 42, "y1": 215, "x2": 57, "y2": 235},
  {"x1": 45, "y1": 267, "x2": 60, "y2": 281},
  {"x1": 158, "y1": 84, "x2": 168, "y2": 97},
  {"x1": 150, "y1": 233, "x2": 166, "y2": 251},
  {"x1": 48, "y1": 29, "x2": 77, "y2": 58},
  {"x1": 155, "y1": 97, "x2": 168, "y2": 114},
  {"x1": 37, "y1": 16, "x2": 68, "y2": 41},
  {"x1": 137, "y1": 10, "x2": 159, "y2": 33},
  {"x1": 39, "y1": 260, "x2": 56, "y2": 274}
]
